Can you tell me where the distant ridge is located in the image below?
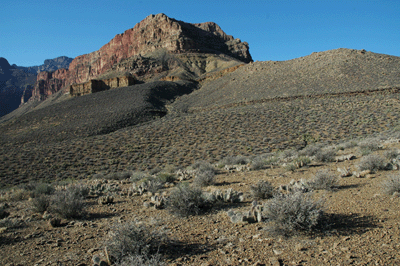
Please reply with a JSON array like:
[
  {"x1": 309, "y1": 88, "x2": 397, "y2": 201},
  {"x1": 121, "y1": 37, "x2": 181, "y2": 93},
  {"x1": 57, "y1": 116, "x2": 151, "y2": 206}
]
[{"x1": 171, "y1": 48, "x2": 400, "y2": 111}]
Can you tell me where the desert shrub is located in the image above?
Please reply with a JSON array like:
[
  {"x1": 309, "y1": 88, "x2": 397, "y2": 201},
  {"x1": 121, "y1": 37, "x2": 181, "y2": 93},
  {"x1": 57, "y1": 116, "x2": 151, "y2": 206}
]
[
  {"x1": 0, "y1": 217, "x2": 25, "y2": 229},
  {"x1": 193, "y1": 169, "x2": 215, "y2": 187},
  {"x1": 4, "y1": 188, "x2": 31, "y2": 201},
  {"x1": 293, "y1": 156, "x2": 312, "y2": 168},
  {"x1": 31, "y1": 195, "x2": 51, "y2": 213},
  {"x1": 106, "y1": 171, "x2": 132, "y2": 180},
  {"x1": 156, "y1": 172, "x2": 176, "y2": 184},
  {"x1": 358, "y1": 154, "x2": 387, "y2": 172},
  {"x1": 166, "y1": 183, "x2": 211, "y2": 217},
  {"x1": 280, "y1": 149, "x2": 298, "y2": 160},
  {"x1": 219, "y1": 155, "x2": 249, "y2": 166},
  {"x1": 249, "y1": 156, "x2": 267, "y2": 170},
  {"x1": 358, "y1": 138, "x2": 381, "y2": 155},
  {"x1": 0, "y1": 203, "x2": 10, "y2": 219},
  {"x1": 384, "y1": 149, "x2": 400, "y2": 160},
  {"x1": 135, "y1": 177, "x2": 164, "y2": 194},
  {"x1": 130, "y1": 171, "x2": 150, "y2": 182},
  {"x1": 315, "y1": 149, "x2": 336, "y2": 162},
  {"x1": 284, "y1": 163, "x2": 297, "y2": 172},
  {"x1": 190, "y1": 161, "x2": 215, "y2": 173},
  {"x1": 381, "y1": 175, "x2": 400, "y2": 196},
  {"x1": 31, "y1": 182, "x2": 55, "y2": 197},
  {"x1": 263, "y1": 192, "x2": 324, "y2": 236},
  {"x1": 250, "y1": 180, "x2": 274, "y2": 199},
  {"x1": 50, "y1": 185, "x2": 86, "y2": 219},
  {"x1": 337, "y1": 140, "x2": 358, "y2": 150},
  {"x1": 105, "y1": 221, "x2": 167, "y2": 264},
  {"x1": 299, "y1": 145, "x2": 322, "y2": 157},
  {"x1": 308, "y1": 170, "x2": 338, "y2": 191}
]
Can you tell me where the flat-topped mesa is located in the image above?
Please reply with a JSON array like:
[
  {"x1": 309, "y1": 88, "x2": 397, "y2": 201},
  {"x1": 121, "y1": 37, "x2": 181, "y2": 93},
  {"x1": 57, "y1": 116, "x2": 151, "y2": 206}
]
[{"x1": 31, "y1": 13, "x2": 252, "y2": 100}]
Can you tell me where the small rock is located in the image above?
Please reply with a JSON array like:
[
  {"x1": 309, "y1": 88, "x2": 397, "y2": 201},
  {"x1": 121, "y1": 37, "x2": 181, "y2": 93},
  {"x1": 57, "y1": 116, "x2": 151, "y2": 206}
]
[
  {"x1": 273, "y1": 249, "x2": 283, "y2": 255},
  {"x1": 48, "y1": 218, "x2": 61, "y2": 228},
  {"x1": 269, "y1": 257, "x2": 281, "y2": 266}
]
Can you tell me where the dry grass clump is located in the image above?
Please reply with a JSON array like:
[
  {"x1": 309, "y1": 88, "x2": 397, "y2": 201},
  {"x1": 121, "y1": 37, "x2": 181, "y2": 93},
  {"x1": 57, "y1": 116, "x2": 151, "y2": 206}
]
[
  {"x1": 219, "y1": 155, "x2": 249, "y2": 166},
  {"x1": 166, "y1": 183, "x2": 212, "y2": 217},
  {"x1": 250, "y1": 180, "x2": 274, "y2": 200},
  {"x1": 381, "y1": 175, "x2": 400, "y2": 196},
  {"x1": 357, "y1": 154, "x2": 387, "y2": 172},
  {"x1": 105, "y1": 221, "x2": 167, "y2": 265},
  {"x1": 308, "y1": 170, "x2": 338, "y2": 191},
  {"x1": 299, "y1": 145, "x2": 322, "y2": 157},
  {"x1": 263, "y1": 192, "x2": 324, "y2": 236},
  {"x1": 191, "y1": 161, "x2": 216, "y2": 187},
  {"x1": 31, "y1": 195, "x2": 51, "y2": 213},
  {"x1": 50, "y1": 185, "x2": 87, "y2": 219},
  {"x1": 384, "y1": 149, "x2": 400, "y2": 160},
  {"x1": 315, "y1": 149, "x2": 336, "y2": 162},
  {"x1": 358, "y1": 138, "x2": 381, "y2": 155}
]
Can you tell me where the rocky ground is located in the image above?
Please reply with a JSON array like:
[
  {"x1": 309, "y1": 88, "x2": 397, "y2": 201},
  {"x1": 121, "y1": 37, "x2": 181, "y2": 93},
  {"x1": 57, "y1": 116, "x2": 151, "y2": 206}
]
[{"x1": 1, "y1": 138, "x2": 400, "y2": 265}]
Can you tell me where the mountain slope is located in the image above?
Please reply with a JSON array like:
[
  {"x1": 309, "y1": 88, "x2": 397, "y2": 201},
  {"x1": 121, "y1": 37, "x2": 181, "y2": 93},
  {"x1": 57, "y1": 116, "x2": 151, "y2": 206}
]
[{"x1": 170, "y1": 48, "x2": 400, "y2": 111}]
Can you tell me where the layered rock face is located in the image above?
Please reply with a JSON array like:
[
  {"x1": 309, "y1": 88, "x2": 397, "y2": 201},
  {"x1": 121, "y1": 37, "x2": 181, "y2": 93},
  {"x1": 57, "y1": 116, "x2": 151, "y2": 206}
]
[
  {"x1": 32, "y1": 69, "x2": 69, "y2": 101},
  {"x1": 69, "y1": 76, "x2": 135, "y2": 96},
  {"x1": 32, "y1": 13, "x2": 252, "y2": 100}
]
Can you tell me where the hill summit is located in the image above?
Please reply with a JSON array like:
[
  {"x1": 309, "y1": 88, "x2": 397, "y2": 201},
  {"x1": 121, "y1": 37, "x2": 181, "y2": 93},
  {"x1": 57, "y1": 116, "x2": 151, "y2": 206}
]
[{"x1": 31, "y1": 13, "x2": 252, "y2": 101}]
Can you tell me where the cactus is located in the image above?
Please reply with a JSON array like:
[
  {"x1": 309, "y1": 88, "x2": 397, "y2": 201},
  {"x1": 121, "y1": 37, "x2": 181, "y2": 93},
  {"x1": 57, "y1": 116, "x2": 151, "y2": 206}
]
[
  {"x1": 204, "y1": 188, "x2": 244, "y2": 203},
  {"x1": 226, "y1": 201, "x2": 264, "y2": 223}
]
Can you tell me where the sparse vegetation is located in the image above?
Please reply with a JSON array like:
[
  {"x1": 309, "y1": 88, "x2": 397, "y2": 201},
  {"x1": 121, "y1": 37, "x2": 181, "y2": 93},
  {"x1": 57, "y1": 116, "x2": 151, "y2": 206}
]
[
  {"x1": 105, "y1": 221, "x2": 167, "y2": 264},
  {"x1": 381, "y1": 175, "x2": 400, "y2": 196},
  {"x1": 358, "y1": 154, "x2": 387, "y2": 172},
  {"x1": 166, "y1": 183, "x2": 211, "y2": 217},
  {"x1": 384, "y1": 149, "x2": 399, "y2": 160},
  {"x1": 315, "y1": 149, "x2": 336, "y2": 162},
  {"x1": 50, "y1": 185, "x2": 87, "y2": 219},
  {"x1": 308, "y1": 170, "x2": 338, "y2": 191},
  {"x1": 263, "y1": 192, "x2": 324, "y2": 236},
  {"x1": 250, "y1": 180, "x2": 274, "y2": 199},
  {"x1": 31, "y1": 195, "x2": 51, "y2": 213},
  {"x1": 358, "y1": 138, "x2": 381, "y2": 155}
]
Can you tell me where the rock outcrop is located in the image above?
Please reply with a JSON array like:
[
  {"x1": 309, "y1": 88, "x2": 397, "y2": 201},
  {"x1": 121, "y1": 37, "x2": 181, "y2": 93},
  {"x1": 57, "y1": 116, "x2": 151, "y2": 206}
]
[
  {"x1": 32, "y1": 13, "x2": 252, "y2": 101},
  {"x1": 69, "y1": 76, "x2": 136, "y2": 96},
  {"x1": 0, "y1": 57, "x2": 37, "y2": 117},
  {"x1": 32, "y1": 69, "x2": 69, "y2": 101}
]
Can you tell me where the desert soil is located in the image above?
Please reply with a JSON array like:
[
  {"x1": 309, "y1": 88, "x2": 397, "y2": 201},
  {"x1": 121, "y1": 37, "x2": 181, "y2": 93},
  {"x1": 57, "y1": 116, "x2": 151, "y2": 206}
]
[{"x1": 1, "y1": 143, "x2": 400, "y2": 266}]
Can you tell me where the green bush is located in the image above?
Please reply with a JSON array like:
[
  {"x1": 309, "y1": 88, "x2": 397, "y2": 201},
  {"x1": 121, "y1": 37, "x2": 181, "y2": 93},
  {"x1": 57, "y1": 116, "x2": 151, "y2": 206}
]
[
  {"x1": 166, "y1": 183, "x2": 211, "y2": 217},
  {"x1": 263, "y1": 192, "x2": 324, "y2": 236}
]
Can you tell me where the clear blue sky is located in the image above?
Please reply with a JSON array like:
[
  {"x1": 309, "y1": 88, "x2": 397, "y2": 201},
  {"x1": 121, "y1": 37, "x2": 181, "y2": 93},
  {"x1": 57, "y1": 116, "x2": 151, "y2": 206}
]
[{"x1": 1, "y1": 0, "x2": 399, "y2": 66}]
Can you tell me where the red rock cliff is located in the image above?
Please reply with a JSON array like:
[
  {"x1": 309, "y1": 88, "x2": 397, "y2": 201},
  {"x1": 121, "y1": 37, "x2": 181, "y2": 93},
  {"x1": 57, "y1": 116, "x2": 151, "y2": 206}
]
[
  {"x1": 32, "y1": 13, "x2": 252, "y2": 100},
  {"x1": 32, "y1": 68, "x2": 69, "y2": 101}
]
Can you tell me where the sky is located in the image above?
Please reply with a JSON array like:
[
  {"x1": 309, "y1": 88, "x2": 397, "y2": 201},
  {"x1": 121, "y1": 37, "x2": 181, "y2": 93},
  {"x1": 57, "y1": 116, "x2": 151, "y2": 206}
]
[{"x1": 1, "y1": 0, "x2": 399, "y2": 67}]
